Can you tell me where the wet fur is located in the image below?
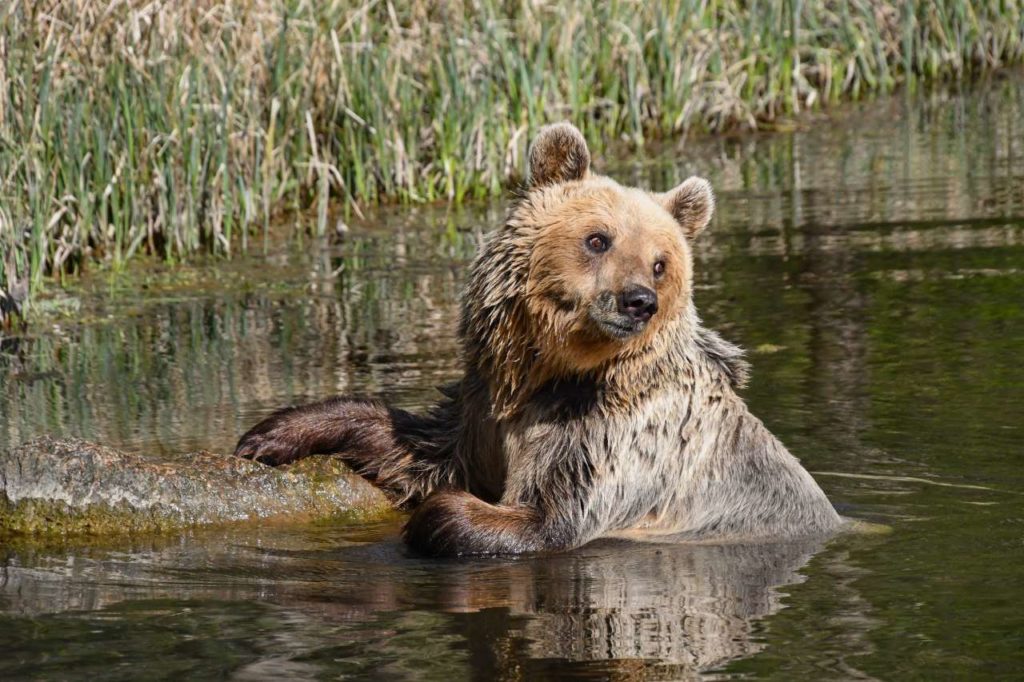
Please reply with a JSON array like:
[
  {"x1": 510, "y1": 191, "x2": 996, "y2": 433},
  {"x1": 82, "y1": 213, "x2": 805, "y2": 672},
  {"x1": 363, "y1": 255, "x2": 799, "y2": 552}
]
[{"x1": 235, "y1": 123, "x2": 841, "y2": 556}]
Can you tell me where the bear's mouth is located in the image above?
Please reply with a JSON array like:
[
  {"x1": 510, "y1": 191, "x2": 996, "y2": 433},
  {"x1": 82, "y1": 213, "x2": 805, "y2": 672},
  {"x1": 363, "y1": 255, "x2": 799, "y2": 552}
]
[
  {"x1": 601, "y1": 317, "x2": 647, "y2": 339},
  {"x1": 589, "y1": 311, "x2": 647, "y2": 340},
  {"x1": 586, "y1": 293, "x2": 648, "y2": 340}
]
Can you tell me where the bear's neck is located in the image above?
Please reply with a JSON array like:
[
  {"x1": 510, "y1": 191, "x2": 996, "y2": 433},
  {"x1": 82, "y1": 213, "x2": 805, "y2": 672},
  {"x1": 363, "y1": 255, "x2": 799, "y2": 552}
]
[{"x1": 586, "y1": 314, "x2": 721, "y2": 414}]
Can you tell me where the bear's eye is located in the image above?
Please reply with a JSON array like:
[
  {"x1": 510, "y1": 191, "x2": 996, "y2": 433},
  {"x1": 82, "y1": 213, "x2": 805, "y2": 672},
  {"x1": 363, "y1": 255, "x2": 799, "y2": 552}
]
[
  {"x1": 653, "y1": 260, "x2": 666, "y2": 277},
  {"x1": 585, "y1": 233, "x2": 610, "y2": 253}
]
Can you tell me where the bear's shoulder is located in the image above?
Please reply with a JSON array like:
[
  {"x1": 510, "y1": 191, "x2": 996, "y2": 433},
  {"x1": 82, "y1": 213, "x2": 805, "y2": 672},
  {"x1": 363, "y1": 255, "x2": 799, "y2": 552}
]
[{"x1": 693, "y1": 326, "x2": 750, "y2": 389}]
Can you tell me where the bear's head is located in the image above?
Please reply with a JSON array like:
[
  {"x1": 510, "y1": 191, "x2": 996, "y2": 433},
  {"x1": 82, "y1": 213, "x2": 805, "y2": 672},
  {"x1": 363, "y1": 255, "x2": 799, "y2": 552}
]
[{"x1": 463, "y1": 122, "x2": 715, "y2": 416}]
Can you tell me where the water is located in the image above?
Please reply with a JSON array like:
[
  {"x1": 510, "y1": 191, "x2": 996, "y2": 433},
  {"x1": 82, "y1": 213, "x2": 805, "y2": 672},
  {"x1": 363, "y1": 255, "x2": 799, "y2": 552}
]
[{"x1": 2, "y1": 75, "x2": 1023, "y2": 679}]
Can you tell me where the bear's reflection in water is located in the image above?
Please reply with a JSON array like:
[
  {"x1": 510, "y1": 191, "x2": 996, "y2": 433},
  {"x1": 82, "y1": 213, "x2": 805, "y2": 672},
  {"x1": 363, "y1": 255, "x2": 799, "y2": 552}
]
[
  {"x1": 1, "y1": 531, "x2": 830, "y2": 676},
  {"x1": 411, "y1": 537, "x2": 826, "y2": 674}
]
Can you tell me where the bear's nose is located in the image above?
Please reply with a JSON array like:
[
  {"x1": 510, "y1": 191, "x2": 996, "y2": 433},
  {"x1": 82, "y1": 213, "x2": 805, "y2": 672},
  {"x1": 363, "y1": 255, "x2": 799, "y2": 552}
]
[{"x1": 618, "y1": 286, "x2": 658, "y2": 322}]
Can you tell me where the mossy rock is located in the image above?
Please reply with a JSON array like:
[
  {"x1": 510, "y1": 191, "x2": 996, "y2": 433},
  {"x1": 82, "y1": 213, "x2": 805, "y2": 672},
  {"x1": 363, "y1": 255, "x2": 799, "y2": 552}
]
[{"x1": 0, "y1": 437, "x2": 392, "y2": 537}]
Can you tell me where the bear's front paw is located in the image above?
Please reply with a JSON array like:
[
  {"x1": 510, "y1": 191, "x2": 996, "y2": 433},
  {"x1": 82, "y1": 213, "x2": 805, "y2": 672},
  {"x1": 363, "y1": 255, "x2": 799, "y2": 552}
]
[
  {"x1": 233, "y1": 424, "x2": 305, "y2": 466},
  {"x1": 403, "y1": 492, "x2": 545, "y2": 557},
  {"x1": 403, "y1": 491, "x2": 481, "y2": 558}
]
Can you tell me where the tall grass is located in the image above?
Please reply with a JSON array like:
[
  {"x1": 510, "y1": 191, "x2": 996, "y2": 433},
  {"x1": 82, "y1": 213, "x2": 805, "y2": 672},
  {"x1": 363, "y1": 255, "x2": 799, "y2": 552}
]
[{"x1": 1, "y1": 0, "x2": 1022, "y2": 318}]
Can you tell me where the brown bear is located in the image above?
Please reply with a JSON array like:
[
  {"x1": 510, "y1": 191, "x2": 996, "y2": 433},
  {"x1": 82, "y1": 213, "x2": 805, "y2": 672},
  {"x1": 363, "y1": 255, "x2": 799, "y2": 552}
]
[{"x1": 234, "y1": 122, "x2": 843, "y2": 556}]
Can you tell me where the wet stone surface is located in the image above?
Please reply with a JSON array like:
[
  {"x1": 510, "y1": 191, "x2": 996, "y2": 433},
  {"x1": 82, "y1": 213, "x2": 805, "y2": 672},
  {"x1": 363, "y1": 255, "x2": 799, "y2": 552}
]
[{"x1": 1, "y1": 437, "x2": 391, "y2": 536}]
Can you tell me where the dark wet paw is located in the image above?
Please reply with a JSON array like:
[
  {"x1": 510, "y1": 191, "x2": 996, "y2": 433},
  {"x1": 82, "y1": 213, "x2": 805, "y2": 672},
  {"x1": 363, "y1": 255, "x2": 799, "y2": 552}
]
[
  {"x1": 403, "y1": 492, "x2": 473, "y2": 557},
  {"x1": 233, "y1": 429, "x2": 304, "y2": 466}
]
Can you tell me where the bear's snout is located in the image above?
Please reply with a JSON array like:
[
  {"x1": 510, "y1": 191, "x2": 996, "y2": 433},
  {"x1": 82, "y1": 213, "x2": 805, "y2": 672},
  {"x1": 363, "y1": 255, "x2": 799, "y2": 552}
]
[
  {"x1": 587, "y1": 287, "x2": 657, "y2": 340},
  {"x1": 618, "y1": 286, "x2": 658, "y2": 323}
]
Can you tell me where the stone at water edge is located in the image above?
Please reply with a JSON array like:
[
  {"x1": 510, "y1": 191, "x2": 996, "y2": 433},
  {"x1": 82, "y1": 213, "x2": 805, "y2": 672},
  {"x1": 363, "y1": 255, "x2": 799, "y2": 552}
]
[{"x1": 0, "y1": 436, "x2": 393, "y2": 536}]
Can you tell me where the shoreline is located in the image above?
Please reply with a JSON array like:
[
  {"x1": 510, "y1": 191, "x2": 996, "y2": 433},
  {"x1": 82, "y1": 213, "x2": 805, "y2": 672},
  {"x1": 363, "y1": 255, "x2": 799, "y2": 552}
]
[{"x1": 2, "y1": 1, "x2": 1022, "y2": 321}]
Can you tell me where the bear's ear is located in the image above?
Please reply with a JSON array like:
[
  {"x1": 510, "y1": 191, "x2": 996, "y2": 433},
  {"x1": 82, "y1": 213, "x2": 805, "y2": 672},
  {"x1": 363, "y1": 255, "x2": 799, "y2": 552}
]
[
  {"x1": 527, "y1": 122, "x2": 591, "y2": 189},
  {"x1": 659, "y1": 176, "x2": 715, "y2": 239}
]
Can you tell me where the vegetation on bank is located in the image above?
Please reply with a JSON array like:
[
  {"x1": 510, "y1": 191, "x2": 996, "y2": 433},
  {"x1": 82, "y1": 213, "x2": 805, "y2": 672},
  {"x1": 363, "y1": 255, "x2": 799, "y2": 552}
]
[{"x1": 1, "y1": 0, "x2": 1022, "y2": 318}]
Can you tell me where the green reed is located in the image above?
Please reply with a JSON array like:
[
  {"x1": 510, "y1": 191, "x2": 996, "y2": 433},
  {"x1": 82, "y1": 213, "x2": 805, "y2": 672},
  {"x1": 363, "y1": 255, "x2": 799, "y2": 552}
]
[{"x1": 1, "y1": 0, "x2": 1022, "y2": 318}]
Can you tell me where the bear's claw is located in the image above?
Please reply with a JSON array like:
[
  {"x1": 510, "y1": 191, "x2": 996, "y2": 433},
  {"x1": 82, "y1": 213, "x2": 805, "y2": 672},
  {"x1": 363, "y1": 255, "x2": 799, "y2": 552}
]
[{"x1": 233, "y1": 431, "x2": 302, "y2": 466}]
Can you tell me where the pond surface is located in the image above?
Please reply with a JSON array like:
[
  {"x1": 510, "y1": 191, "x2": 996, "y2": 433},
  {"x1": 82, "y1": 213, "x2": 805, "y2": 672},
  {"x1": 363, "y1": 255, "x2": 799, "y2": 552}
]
[{"x1": 2, "y1": 76, "x2": 1024, "y2": 679}]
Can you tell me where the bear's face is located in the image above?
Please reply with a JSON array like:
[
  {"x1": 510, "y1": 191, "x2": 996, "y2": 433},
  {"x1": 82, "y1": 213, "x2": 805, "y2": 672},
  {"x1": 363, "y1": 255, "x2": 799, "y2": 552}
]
[{"x1": 516, "y1": 124, "x2": 714, "y2": 373}]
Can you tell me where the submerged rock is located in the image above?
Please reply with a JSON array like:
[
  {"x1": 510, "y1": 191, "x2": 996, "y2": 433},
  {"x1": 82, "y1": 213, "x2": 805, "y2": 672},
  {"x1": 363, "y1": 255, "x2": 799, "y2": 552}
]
[{"x1": 0, "y1": 437, "x2": 393, "y2": 537}]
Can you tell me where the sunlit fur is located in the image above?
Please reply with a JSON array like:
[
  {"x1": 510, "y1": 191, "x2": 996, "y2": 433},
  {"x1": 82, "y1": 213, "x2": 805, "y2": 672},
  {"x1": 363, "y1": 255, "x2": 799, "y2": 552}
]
[
  {"x1": 234, "y1": 122, "x2": 842, "y2": 556},
  {"x1": 469, "y1": 176, "x2": 694, "y2": 418}
]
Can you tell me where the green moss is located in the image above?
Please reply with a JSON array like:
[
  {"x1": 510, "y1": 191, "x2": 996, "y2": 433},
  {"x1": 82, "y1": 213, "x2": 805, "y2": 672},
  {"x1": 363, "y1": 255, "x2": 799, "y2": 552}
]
[
  {"x1": 0, "y1": 495, "x2": 185, "y2": 537},
  {"x1": 0, "y1": 438, "x2": 395, "y2": 539},
  {"x1": 0, "y1": 492, "x2": 394, "y2": 539}
]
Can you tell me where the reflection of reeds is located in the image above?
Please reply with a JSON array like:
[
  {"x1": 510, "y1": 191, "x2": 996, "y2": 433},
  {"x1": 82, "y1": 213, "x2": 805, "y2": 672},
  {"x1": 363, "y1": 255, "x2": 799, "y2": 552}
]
[
  {"x1": 0, "y1": 276, "x2": 465, "y2": 456},
  {"x1": 1, "y1": 1, "x2": 1022, "y2": 312},
  {"x1": 0, "y1": 222, "x2": 469, "y2": 454}
]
